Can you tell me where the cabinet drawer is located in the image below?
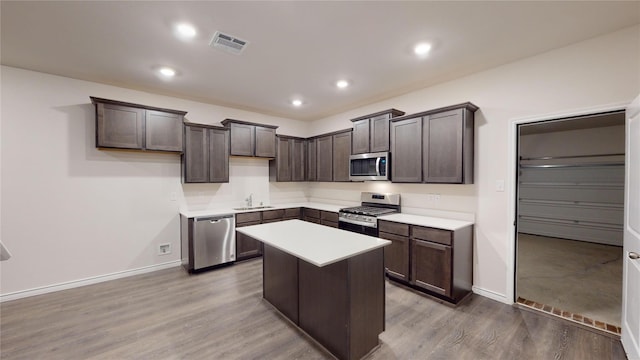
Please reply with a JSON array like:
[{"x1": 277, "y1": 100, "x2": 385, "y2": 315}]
[
  {"x1": 411, "y1": 226, "x2": 452, "y2": 246},
  {"x1": 379, "y1": 221, "x2": 409, "y2": 237},
  {"x1": 321, "y1": 211, "x2": 338, "y2": 223},
  {"x1": 236, "y1": 212, "x2": 261, "y2": 224},
  {"x1": 304, "y1": 216, "x2": 322, "y2": 224},
  {"x1": 303, "y1": 208, "x2": 320, "y2": 219},
  {"x1": 322, "y1": 220, "x2": 339, "y2": 228},
  {"x1": 236, "y1": 220, "x2": 260, "y2": 228},
  {"x1": 283, "y1": 208, "x2": 301, "y2": 218},
  {"x1": 262, "y1": 209, "x2": 285, "y2": 221}
]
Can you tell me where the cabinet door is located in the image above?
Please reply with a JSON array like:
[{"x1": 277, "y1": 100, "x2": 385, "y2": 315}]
[
  {"x1": 275, "y1": 137, "x2": 291, "y2": 181},
  {"x1": 96, "y1": 103, "x2": 144, "y2": 149},
  {"x1": 306, "y1": 138, "x2": 317, "y2": 181},
  {"x1": 370, "y1": 114, "x2": 391, "y2": 152},
  {"x1": 379, "y1": 232, "x2": 409, "y2": 281},
  {"x1": 229, "y1": 123, "x2": 255, "y2": 156},
  {"x1": 208, "y1": 128, "x2": 229, "y2": 183},
  {"x1": 390, "y1": 117, "x2": 422, "y2": 183},
  {"x1": 411, "y1": 239, "x2": 452, "y2": 297},
  {"x1": 351, "y1": 119, "x2": 370, "y2": 154},
  {"x1": 236, "y1": 220, "x2": 262, "y2": 260},
  {"x1": 184, "y1": 126, "x2": 209, "y2": 183},
  {"x1": 316, "y1": 136, "x2": 333, "y2": 182},
  {"x1": 333, "y1": 131, "x2": 351, "y2": 182},
  {"x1": 255, "y1": 126, "x2": 276, "y2": 157},
  {"x1": 291, "y1": 138, "x2": 306, "y2": 181},
  {"x1": 145, "y1": 110, "x2": 183, "y2": 152},
  {"x1": 424, "y1": 109, "x2": 464, "y2": 183}
]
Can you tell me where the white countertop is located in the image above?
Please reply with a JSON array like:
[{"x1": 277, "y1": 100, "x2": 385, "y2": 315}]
[
  {"x1": 179, "y1": 202, "x2": 343, "y2": 218},
  {"x1": 378, "y1": 213, "x2": 473, "y2": 231},
  {"x1": 236, "y1": 219, "x2": 391, "y2": 267}
]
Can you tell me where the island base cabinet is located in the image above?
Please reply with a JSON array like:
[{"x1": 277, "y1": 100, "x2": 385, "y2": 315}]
[
  {"x1": 263, "y1": 246, "x2": 298, "y2": 323},
  {"x1": 298, "y1": 248, "x2": 384, "y2": 360}
]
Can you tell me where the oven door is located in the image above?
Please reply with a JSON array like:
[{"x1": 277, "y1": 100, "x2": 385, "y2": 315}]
[{"x1": 338, "y1": 220, "x2": 379, "y2": 237}]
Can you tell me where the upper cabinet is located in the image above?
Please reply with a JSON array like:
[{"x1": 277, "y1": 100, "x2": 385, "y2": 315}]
[
  {"x1": 221, "y1": 119, "x2": 277, "y2": 158},
  {"x1": 306, "y1": 138, "x2": 317, "y2": 181},
  {"x1": 183, "y1": 123, "x2": 229, "y2": 183},
  {"x1": 351, "y1": 109, "x2": 405, "y2": 154},
  {"x1": 391, "y1": 102, "x2": 478, "y2": 184},
  {"x1": 316, "y1": 135, "x2": 333, "y2": 182},
  {"x1": 423, "y1": 107, "x2": 475, "y2": 184},
  {"x1": 270, "y1": 135, "x2": 306, "y2": 182},
  {"x1": 332, "y1": 130, "x2": 352, "y2": 182},
  {"x1": 91, "y1": 97, "x2": 186, "y2": 152},
  {"x1": 390, "y1": 117, "x2": 423, "y2": 183}
]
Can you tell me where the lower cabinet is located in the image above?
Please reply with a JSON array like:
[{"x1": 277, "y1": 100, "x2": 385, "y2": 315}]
[
  {"x1": 411, "y1": 239, "x2": 452, "y2": 297},
  {"x1": 378, "y1": 221, "x2": 409, "y2": 281},
  {"x1": 235, "y1": 212, "x2": 262, "y2": 261},
  {"x1": 236, "y1": 208, "x2": 302, "y2": 261},
  {"x1": 302, "y1": 208, "x2": 338, "y2": 228},
  {"x1": 379, "y1": 219, "x2": 473, "y2": 304}
]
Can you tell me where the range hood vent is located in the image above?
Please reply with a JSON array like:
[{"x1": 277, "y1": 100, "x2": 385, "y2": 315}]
[{"x1": 210, "y1": 31, "x2": 248, "y2": 55}]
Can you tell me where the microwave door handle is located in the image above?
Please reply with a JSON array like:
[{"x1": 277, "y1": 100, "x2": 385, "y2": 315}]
[{"x1": 375, "y1": 157, "x2": 381, "y2": 176}]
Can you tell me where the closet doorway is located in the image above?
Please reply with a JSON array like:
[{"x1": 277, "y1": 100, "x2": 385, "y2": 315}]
[{"x1": 515, "y1": 111, "x2": 625, "y2": 335}]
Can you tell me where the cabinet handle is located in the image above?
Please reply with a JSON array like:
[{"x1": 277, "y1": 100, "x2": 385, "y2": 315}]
[{"x1": 630, "y1": 252, "x2": 640, "y2": 260}]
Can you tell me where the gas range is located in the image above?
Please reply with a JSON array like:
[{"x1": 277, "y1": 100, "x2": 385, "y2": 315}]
[{"x1": 339, "y1": 193, "x2": 400, "y2": 234}]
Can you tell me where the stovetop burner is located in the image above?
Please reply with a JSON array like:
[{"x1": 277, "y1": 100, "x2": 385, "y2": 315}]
[
  {"x1": 338, "y1": 193, "x2": 400, "y2": 231},
  {"x1": 340, "y1": 206, "x2": 399, "y2": 216}
]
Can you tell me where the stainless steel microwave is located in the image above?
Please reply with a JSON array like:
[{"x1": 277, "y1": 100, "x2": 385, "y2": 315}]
[{"x1": 349, "y1": 152, "x2": 390, "y2": 181}]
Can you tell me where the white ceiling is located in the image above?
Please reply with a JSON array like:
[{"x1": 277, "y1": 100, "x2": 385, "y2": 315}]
[{"x1": 2, "y1": 1, "x2": 639, "y2": 121}]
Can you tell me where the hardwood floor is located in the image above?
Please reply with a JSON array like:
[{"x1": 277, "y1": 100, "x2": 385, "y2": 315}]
[{"x1": 1, "y1": 259, "x2": 626, "y2": 360}]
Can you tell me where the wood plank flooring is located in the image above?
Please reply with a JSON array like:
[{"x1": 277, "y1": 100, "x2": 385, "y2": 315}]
[{"x1": 1, "y1": 259, "x2": 626, "y2": 360}]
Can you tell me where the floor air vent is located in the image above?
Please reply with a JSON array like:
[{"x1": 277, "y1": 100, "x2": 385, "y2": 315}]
[{"x1": 210, "y1": 31, "x2": 248, "y2": 55}]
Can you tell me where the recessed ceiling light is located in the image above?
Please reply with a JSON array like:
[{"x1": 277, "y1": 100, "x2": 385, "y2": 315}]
[
  {"x1": 175, "y1": 23, "x2": 197, "y2": 39},
  {"x1": 159, "y1": 67, "x2": 176, "y2": 77},
  {"x1": 414, "y1": 42, "x2": 432, "y2": 56},
  {"x1": 336, "y1": 80, "x2": 349, "y2": 89},
  {"x1": 291, "y1": 99, "x2": 303, "y2": 107}
]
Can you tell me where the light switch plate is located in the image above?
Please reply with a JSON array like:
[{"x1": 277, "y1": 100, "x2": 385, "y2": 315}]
[{"x1": 496, "y1": 180, "x2": 505, "y2": 192}]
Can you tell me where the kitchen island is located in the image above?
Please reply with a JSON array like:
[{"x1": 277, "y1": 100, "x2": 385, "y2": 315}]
[{"x1": 236, "y1": 219, "x2": 391, "y2": 360}]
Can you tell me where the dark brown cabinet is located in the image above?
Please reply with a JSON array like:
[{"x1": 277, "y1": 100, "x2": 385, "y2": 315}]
[
  {"x1": 235, "y1": 209, "x2": 301, "y2": 260},
  {"x1": 316, "y1": 135, "x2": 333, "y2": 182},
  {"x1": 378, "y1": 220, "x2": 410, "y2": 281},
  {"x1": 390, "y1": 117, "x2": 423, "y2": 183},
  {"x1": 351, "y1": 109, "x2": 405, "y2": 154},
  {"x1": 332, "y1": 130, "x2": 352, "y2": 182},
  {"x1": 390, "y1": 102, "x2": 477, "y2": 184},
  {"x1": 91, "y1": 97, "x2": 186, "y2": 152},
  {"x1": 306, "y1": 138, "x2": 317, "y2": 181},
  {"x1": 262, "y1": 208, "x2": 301, "y2": 223},
  {"x1": 235, "y1": 212, "x2": 263, "y2": 260},
  {"x1": 380, "y1": 219, "x2": 473, "y2": 304},
  {"x1": 221, "y1": 119, "x2": 277, "y2": 158},
  {"x1": 302, "y1": 208, "x2": 338, "y2": 228},
  {"x1": 270, "y1": 136, "x2": 306, "y2": 182},
  {"x1": 183, "y1": 124, "x2": 229, "y2": 183},
  {"x1": 423, "y1": 107, "x2": 475, "y2": 184}
]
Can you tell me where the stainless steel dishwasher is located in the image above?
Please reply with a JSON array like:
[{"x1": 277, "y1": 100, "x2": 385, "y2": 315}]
[{"x1": 181, "y1": 213, "x2": 235, "y2": 272}]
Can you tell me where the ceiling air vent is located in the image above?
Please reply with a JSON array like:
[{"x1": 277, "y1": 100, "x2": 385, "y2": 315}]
[{"x1": 209, "y1": 31, "x2": 248, "y2": 55}]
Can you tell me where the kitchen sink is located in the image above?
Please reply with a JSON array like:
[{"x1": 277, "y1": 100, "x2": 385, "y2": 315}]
[{"x1": 233, "y1": 206, "x2": 274, "y2": 210}]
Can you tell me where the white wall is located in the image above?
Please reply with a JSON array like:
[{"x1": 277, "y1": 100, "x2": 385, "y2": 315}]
[
  {"x1": 308, "y1": 25, "x2": 640, "y2": 302},
  {"x1": 2, "y1": 24, "x2": 639, "y2": 302},
  {"x1": 0, "y1": 67, "x2": 307, "y2": 298}
]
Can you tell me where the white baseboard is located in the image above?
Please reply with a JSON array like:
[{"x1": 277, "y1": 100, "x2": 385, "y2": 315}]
[
  {"x1": 0, "y1": 260, "x2": 181, "y2": 303},
  {"x1": 473, "y1": 286, "x2": 512, "y2": 305}
]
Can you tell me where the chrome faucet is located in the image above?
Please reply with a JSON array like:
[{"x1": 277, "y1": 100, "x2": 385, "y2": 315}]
[{"x1": 245, "y1": 193, "x2": 253, "y2": 208}]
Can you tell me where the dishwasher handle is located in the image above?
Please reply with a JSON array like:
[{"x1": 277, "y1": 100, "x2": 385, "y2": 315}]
[{"x1": 194, "y1": 214, "x2": 235, "y2": 223}]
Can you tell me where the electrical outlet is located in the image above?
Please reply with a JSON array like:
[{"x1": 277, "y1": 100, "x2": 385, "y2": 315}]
[{"x1": 158, "y1": 243, "x2": 171, "y2": 255}]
